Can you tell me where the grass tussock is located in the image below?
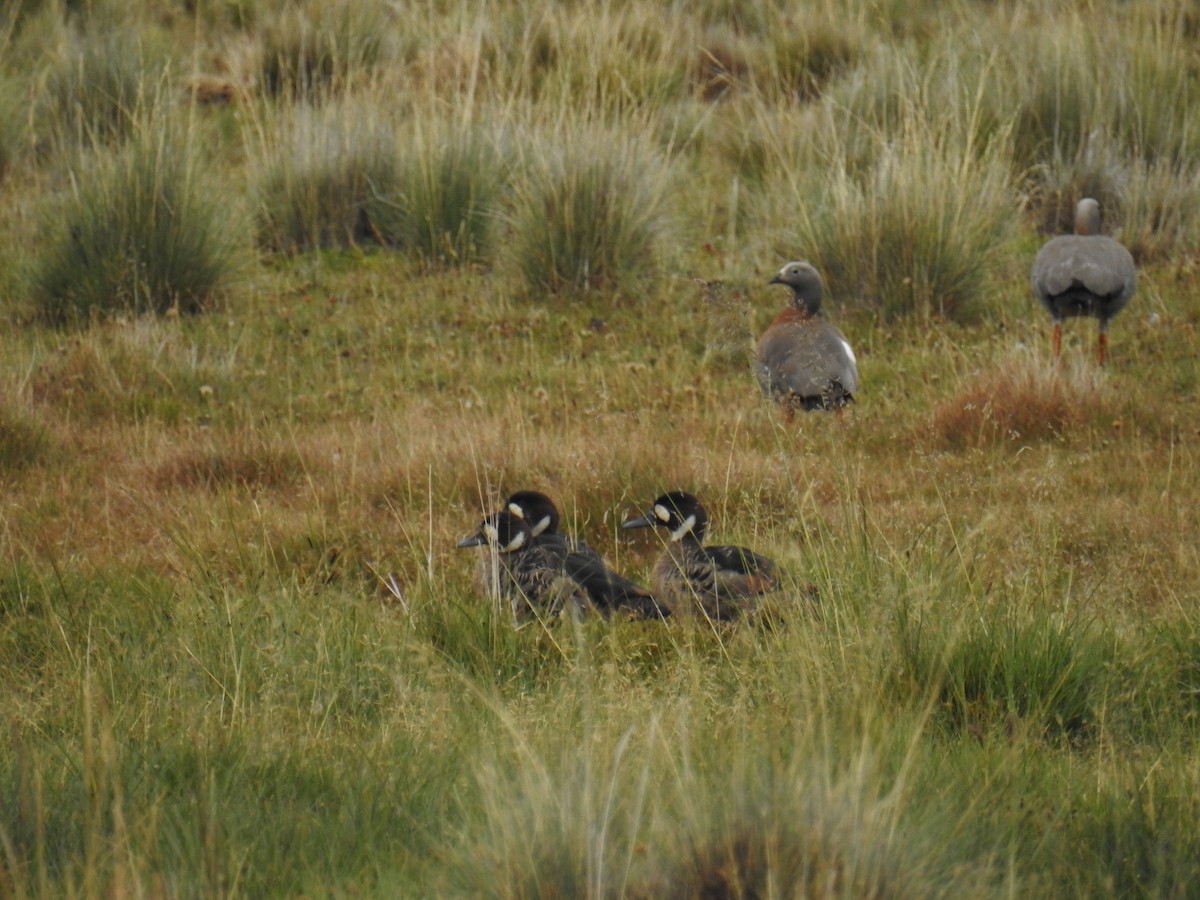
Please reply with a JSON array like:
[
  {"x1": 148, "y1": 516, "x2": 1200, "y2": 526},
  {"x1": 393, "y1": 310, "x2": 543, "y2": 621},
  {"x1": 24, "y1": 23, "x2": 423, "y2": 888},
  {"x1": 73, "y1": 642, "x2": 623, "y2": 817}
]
[
  {"x1": 254, "y1": 101, "x2": 397, "y2": 252},
  {"x1": 1004, "y1": 14, "x2": 1199, "y2": 173},
  {"x1": 895, "y1": 599, "x2": 1109, "y2": 741},
  {"x1": 30, "y1": 123, "x2": 246, "y2": 323},
  {"x1": 928, "y1": 354, "x2": 1114, "y2": 449},
  {"x1": 760, "y1": 106, "x2": 1019, "y2": 321},
  {"x1": 508, "y1": 122, "x2": 672, "y2": 297},
  {"x1": 0, "y1": 79, "x2": 25, "y2": 181},
  {"x1": 257, "y1": 0, "x2": 397, "y2": 99},
  {"x1": 367, "y1": 119, "x2": 506, "y2": 266},
  {"x1": 39, "y1": 22, "x2": 167, "y2": 149},
  {"x1": 655, "y1": 779, "x2": 939, "y2": 900}
]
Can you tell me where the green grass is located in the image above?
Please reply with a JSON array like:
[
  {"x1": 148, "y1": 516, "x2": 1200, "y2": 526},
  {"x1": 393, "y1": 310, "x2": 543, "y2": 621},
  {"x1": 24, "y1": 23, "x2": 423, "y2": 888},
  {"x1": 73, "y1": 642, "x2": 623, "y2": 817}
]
[{"x1": 2, "y1": 1, "x2": 1200, "y2": 896}]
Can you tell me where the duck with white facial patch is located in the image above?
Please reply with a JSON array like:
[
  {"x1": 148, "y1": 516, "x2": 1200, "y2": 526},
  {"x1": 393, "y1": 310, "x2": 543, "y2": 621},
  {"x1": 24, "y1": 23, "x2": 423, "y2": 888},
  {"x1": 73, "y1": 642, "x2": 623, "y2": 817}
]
[
  {"x1": 504, "y1": 490, "x2": 668, "y2": 619},
  {"x1": 456, "y1": 509, "x2": 593, "y2": 625},
  {"x1": 755, "y1": 261, "x2": 858, "y2": 421},
  {"x1": 622, "y1": 491, "x2": 779, "y2": 622}
]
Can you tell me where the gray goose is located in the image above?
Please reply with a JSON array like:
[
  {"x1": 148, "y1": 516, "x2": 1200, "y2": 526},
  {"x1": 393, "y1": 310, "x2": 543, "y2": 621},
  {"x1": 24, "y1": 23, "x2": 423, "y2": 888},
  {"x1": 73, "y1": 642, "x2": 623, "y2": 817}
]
[
  {"x1": 755, "y1": 261, "x2": 859, "y2": 421},
  {"x1": 1030, "y1": 198, "x2": 1136, "y2": 364}
]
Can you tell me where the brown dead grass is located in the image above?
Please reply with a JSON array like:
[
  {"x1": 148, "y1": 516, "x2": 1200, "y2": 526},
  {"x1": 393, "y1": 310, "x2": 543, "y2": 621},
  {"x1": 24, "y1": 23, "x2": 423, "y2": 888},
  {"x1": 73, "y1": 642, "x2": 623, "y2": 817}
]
[{"x1": 928, "y1": 353, "x2": 1116, "y2": 450}]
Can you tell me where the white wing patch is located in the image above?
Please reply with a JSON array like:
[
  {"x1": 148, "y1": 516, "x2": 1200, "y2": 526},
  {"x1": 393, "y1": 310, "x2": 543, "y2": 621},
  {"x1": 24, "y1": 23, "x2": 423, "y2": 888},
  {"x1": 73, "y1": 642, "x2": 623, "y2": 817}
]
[{"x1": 840, "y1": 338, "x2": 857, "y2": 367}]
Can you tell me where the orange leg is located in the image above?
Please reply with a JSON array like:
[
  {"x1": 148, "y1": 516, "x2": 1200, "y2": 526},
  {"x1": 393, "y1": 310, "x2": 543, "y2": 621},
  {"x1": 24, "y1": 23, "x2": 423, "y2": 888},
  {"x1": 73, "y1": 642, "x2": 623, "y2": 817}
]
[
  {"x1": 1052, "y1": 321, "x2": 1063, "y2": 360},
  {"x1": 1098, "y1": 330, "x2": 1108, "y2": 366}
]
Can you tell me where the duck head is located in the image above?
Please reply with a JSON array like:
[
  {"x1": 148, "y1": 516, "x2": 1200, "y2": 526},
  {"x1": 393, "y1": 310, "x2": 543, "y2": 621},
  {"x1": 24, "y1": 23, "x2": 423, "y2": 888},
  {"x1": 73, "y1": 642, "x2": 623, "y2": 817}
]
[
  {"x1": 622, "y1": 491, "x2": 708, "y2": 542},
  {"x1": 504, "y1": 490, "x2": 560, "y2": 537},
  {"x1": 456, "y1": 510, "x2": 534, "y2": 553}
]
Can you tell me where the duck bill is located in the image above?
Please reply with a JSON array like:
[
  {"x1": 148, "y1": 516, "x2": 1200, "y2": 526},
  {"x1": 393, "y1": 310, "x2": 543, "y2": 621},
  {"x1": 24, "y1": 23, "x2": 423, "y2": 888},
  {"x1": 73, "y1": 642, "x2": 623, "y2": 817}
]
[
  {"x1": 456, "y1": 533, "x2": 485, "y2": 548},
  {"x1": 768, "y1": 275, "x2": 783, "y2": 285},
  {"x1": 621, "y1": 514, "x2": 653, "y2": 530}
]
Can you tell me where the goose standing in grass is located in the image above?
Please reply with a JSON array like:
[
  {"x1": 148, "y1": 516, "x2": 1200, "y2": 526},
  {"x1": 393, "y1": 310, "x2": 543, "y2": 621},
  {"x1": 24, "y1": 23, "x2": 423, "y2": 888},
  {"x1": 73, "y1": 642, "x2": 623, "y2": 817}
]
[
  {"x1": 1031, "y1": 197, "x2": 1136, "y2": 365},
  {"x1": 456, "y1": 509, "x2": 593, "y2": 625},
  {"x1": 755, "y1": 261, "x2": 858, "y2": 421},
  {"x1": 622, "y1": 491, "x2": 779, "y2": 622},
  {"x1": 504, "y1": 490, "x2": 668, "y2": 619}
]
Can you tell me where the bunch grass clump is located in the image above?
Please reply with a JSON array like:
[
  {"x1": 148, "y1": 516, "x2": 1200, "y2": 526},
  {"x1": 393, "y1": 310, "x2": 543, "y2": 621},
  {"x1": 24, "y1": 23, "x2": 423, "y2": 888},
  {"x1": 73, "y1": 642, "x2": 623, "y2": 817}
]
[
  {"x1": 1003, "y1": 15, "x2": 1200, "y2": 174},
  {"x1": 755, "y1": 4, "x2": 869, "y2": 103},
  {"x1": 30, "y1": 121, "x2": 246, "y2": 324},
  {"x1": 366, "y1": 119, "x2": 506, "y2": 266},
  {"x1": 258, "y1": 0, "x2": 396, "y2": 99},
  {"x1": 894, "y1": 598, "x2": 1109, "y2": 741},
  {"x1": 39, "y1": 22, "x2": 166, "y2": 149},
  {"x1": 507, "y1": 122, "x2": 673, "y2": 297},
  {"x1": 254, "y1": 102, "x2": 398, "y2": 253},
  {"x1": 768, "y1": 113, "x2": 1018, "y2": 320},
  {"x1": 485, "y1": 3, "x2": 689, "y2": 113}
]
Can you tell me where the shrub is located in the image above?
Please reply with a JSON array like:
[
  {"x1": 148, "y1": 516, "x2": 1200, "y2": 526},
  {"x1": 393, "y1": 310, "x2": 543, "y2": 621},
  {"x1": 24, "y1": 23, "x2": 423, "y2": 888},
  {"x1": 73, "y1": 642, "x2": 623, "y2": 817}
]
[
  {"x1": 507, "y1": 123, "x2": 672, "y2": 297},
  {"x1": 30, "y1": 123, "x2": 245, "y2": 323}
]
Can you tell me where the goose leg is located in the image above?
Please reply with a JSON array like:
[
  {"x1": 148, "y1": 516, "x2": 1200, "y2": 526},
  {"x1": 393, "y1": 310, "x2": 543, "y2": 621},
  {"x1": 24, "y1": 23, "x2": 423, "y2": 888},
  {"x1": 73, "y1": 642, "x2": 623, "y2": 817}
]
[{"x1": 1052, "y1": 321, "x2": 1063, "y2": 360}]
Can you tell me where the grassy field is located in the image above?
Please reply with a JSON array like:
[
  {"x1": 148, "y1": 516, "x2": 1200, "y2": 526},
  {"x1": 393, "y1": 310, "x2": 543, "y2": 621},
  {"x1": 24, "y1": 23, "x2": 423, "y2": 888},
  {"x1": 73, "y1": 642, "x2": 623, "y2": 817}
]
[{"x1": 3, "y1": 0, "x2": 1200, "y2": 896}]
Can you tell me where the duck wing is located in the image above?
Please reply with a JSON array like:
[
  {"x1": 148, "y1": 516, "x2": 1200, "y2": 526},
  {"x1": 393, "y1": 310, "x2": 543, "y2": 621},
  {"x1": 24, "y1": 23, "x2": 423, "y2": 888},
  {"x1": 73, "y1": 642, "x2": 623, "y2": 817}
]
[{"x1": 702, "y1": 544, "x2": 779, "y2": 598}]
